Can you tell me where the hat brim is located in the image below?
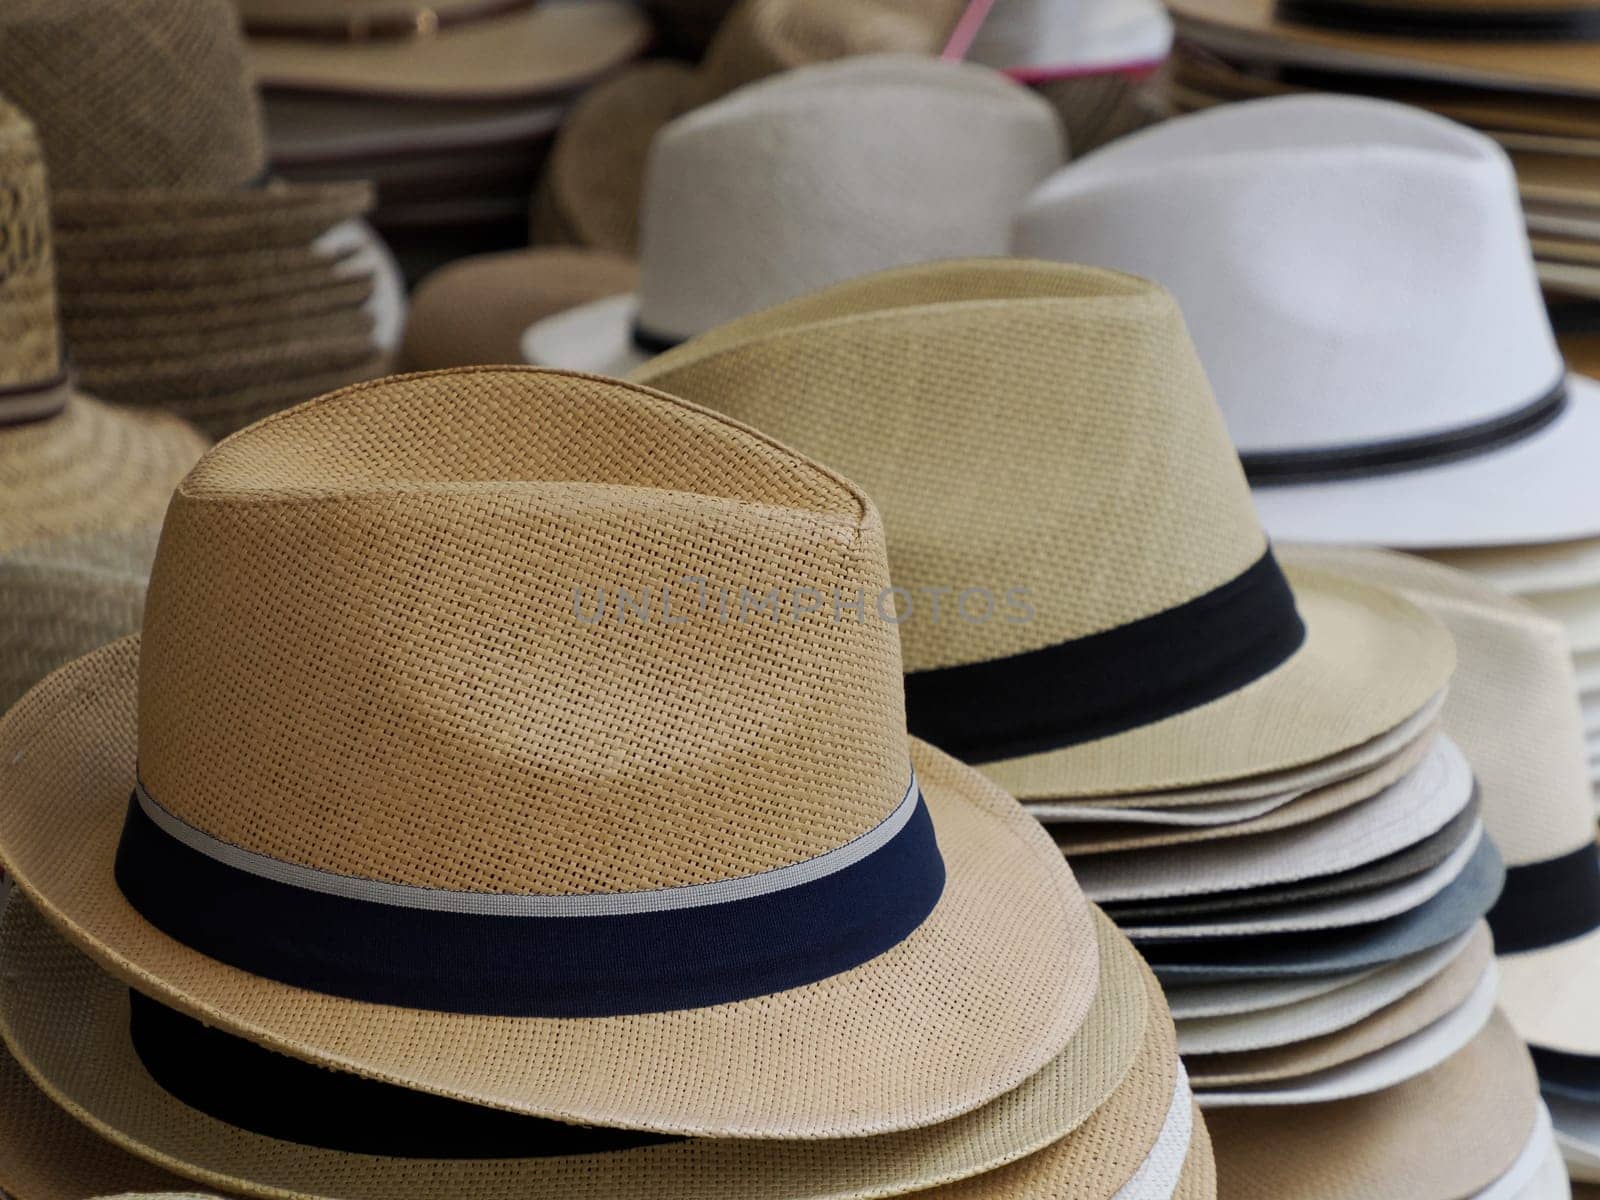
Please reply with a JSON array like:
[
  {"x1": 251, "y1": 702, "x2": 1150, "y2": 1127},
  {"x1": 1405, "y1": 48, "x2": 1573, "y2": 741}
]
[
  {"x1": 0, "y1": 636, "x2": 1097, "y2": 1140},
  {"x1": 0, "y1": 894, "x2": 1143, "y2": 1200},
  {"x1": 1148, "y1": 832, "x2": 1504, "y2": 982},
  {"x1": 401, "y1": 249, "x2": 639, "y2": 371},
  {"x1": 245, "y1": 1, "x2": 650, "y2": 99},
  {"x1": 1498, "y1": 923, "x2": 1600, "y2": 1058},
  {"x1": 1249, "y1": 376, "x2": 1600, "y2": 549},
  {"x1": 1168, "y1": 0, "x2": 1600, "y2": 98},
  {"x1": 1207, "y1": 1011, "x2": 1541, "y2": 1200},
  {"x1": 1168, "y1": 961, "x2": 1389, "y2": 1019},
  {"x1": 982, "y1": 567, "x2": 1455, "y2": 798},
  {"x1": 1424, "y1": 531, "x2": 1600, "y2": 596},
  {"x1": 0, "y1": 394, "x2": 207, "y2": 555},
  {"x1": 522, "y1": 292, "x2": 648, "y2": 378},
  {"x1": 1523, "y1": 583, "x2": 1600, "y2": 654},
  {"x1": 1177, "y1": 924, "x2": 1485, "y2": 1054},
  {"x1": 1196, "y1": 958, "x2": 1499, "y2": 1107}
]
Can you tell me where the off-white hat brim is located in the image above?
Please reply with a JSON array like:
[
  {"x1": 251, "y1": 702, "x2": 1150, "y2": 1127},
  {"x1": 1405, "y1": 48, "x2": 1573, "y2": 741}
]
[
  {"x1": 1251, "y1": 375, "x2": 1600, "y2": 550},
  {"x1": 1168, "y1": 962, "x2": 1388, "y2": 1020},
  {"x1": 0, "y1": 637, "x2": 1099, "y2": 1140},
  {"x1": 1498, "y1": 923, "x2": 1600, "y2": 1057},
  {"x1": 521, "y1": 292, "x2": 647, "y2": 378},
  {"x1": 1476, "y1": 1104, "x2": 1563, "y2": 1200}
]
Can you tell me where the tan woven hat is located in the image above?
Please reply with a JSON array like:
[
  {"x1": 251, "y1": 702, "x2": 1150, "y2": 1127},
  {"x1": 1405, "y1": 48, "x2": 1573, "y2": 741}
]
[
  {"x1": 0, "y1": 892, "x2": 1158, "y2": 1199},
  {"x1": 531, "y1": 0, "x2": 971, "y2": 255},
  {"x1": 632, "y1": 259, "x2": 1455, "y2": 799},
  {"x1": 237, "y1": 0, "x2": 649, "y2": 100},
  {"x1": 0, "y1": 366, "x2": 1096, "y2": 1139},
  {"x1": 0, "y1": 106, "x2": 206, "y2": 556}
]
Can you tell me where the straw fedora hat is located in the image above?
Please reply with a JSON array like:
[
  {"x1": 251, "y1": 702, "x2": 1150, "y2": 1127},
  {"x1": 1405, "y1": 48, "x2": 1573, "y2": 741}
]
[
  {"x1": 1208, "y1": 1009, "x2": 1544, "y2": 1199},
  {"x1": 1166, "y1": 0, "x2": 1600, "y2": 98},
  {"x1": 530, "y1": 0, "x2": 972, "y2": 255},
  {"x1": 0, "y1": 107, "x2": 206, "y2": 556},
  {"x1": 633, "y1": 259, "x2": 1455, "y2": 799},
  {"x1": 0, "y1": 366, "x2": 1097, "y2": 1140},
  {"x1": 520, "y1": 56, "x2": 1063, "y2": 376},
  {"x1": 0, "y1": 889, "x2": 1175, "y2": 1199},
  {"x1": 237, "y1": 0, "x2": 650, "y2": 100},
  {"x1": 1282, "y1": 548, "x2": 1600, "y2": 1073},
  {"x1": 1014, "y1": 95, "x2": 1599, "y2": 550}
]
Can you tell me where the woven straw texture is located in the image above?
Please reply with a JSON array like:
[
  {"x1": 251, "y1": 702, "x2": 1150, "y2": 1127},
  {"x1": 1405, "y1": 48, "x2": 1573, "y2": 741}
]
[
  {"x1": 0, "y1": 367, "x2": 1095, "y2": 1137},
  {"x1": 1172, "y1": 1108, "x2": 1217, "y2": 1200},
  {"x1": 0, "y1": 899, "x2": 1141, "y2": 1200},
  {"x1": 634, "y1": 259, "x2": 1453, "y2": 795},
  {"x1": 1208, "y1": 1010, "x2": 1539, "y2": 1200},
  {"x1": 0, "y1": 525, "x2": 159, "y2": 714},
  {"x1": 0, "y1": 0, "x2": 264, "y2": 192},
  {"x1": 0, "y1": 105, "x2": 58, "y2": 390}
]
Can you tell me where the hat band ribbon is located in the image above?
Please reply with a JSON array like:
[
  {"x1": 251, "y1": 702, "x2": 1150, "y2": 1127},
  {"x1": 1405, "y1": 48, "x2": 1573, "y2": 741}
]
[
  {"x1": 128, "y1": 989, "x2": 679, "y2": 1156},
  {"x1": 903, "y1": 548, "x2": 1305, "y2": 764},
  {"x1": 244, "y1": 0, "x2": 536, "y2": 41},
  {"x1": 632, "y1": 321, "x2": 686, "y2": 357},
  {"x1": 1243, "y1": 375, "x2": 1568, "y2": 486},
  {"x1": 114, "y1": 771, "x2": 945, "y2": 1017},
  {"x1": 1487, "y1": 841, "x2": 1600, "y2": 956},
  {"x1": 1529, "y1": 1042, "x2": 1600, "y2": 1103},
  {"x1": 0, "y1": 371, "x2": 70, "y2": 428},
  {"x1": 1276, "y1": 0, "x2": 1600, "y2": 38}
]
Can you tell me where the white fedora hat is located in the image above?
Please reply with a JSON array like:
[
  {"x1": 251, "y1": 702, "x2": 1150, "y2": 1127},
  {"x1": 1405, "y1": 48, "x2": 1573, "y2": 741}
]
[
  {"x1": 522, "y1": 55, "x2": 1063, "y2": 376},
  {"x1": 1014, "y1": 94, "x2": 1599, "y2": 550}
]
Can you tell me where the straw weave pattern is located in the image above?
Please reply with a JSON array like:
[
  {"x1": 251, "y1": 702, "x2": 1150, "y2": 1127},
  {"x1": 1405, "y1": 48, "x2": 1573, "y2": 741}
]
[{"x1": 0, "y1": 104, "x2": 59, "y2": 390}]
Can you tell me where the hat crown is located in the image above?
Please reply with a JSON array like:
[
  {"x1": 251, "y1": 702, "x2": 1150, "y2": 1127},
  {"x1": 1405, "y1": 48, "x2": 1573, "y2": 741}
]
[
  {"x1": 0, "y1": 0, "x2": 266, "y2": 192},
  {"x1": 633, "y1": 56, "x2": 1064, "y2": 342},
  {"x1": 635, "y1": 259, "x2": 1269, "y2": 675},
  {"x1": 1015, "y1": 95, "x2": 1563, "y2": 454},
  {"x1": 136, "y1": 369, "x2": 912, "y2": 897},
  {"x1": 0, "y1": 105, "x2": 59, "y2": 392}
]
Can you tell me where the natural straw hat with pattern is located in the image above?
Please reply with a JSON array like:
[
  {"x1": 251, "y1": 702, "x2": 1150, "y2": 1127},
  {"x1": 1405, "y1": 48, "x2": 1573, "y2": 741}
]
[
  {"x1": 0, "y1": 367, "x2": 1096, "y2": 1140},
  {"x1": 632, "y1": 259, "x2": 1454, "y2": 799}
]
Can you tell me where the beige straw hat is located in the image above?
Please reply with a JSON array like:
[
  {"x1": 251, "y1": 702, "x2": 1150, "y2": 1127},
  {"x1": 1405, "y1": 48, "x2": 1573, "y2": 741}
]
[
  {"x1": 632, "y1": 259, "x2": 1455, "y2": 798},
  {"x1": 1208, "y1": 1009, "x2": 1540, "y2": 1199},
  {"x1": 0, "y1": 106, "x2": 206, "y2": 556},
  {"x1": 237, "y1": 0, "x2": 650, "y2": 100},
  {"x1": 0, "y1": 366, "x2": 1095, "y2": 1139},
  {"x1": 0, "y1": 893, "x2": 1158, "y2": 1199},
  {"x1": 530, "y1": 0, "x2": 971, "y2": 255}
]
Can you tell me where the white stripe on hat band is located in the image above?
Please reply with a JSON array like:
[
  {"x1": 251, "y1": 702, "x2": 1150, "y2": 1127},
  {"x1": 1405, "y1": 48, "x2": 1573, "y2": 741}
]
[{"x1": 133, "y1": 772, "x2": 921, "y2": 918}]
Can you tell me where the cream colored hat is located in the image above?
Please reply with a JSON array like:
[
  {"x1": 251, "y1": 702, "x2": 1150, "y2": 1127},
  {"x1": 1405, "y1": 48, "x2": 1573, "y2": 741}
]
[
  {"x1": 632, "y1": 258, "x2": 1454, "y2": 799},
  {"x1": 0, "y1": 106, "x2": 206, "y2": 557},
  {"x1": 0, "y1": 892, "x2": 1178, "y2": 1200},
  {"x1": 0, "y1": 366, "x2": 1096, "y2": 1140},
  {"x1": 522, "y1": 56, "x2": 1064, "y2": 376}
]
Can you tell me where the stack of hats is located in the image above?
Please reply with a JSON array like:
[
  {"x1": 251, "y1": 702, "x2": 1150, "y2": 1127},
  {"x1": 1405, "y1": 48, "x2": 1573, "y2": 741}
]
[
  {"x1": 240, "y1": 0, "x2": 653, "y2": 283},
  {"x1": 1012, "y1": 92, "x2": 1600, "y2": 1181},
  {"x1": 0, "y1": 0, "x2": 404, "y2": 440},
  {"x1": 0, "y1": 368, "x2": 1213, "y2": 1199},
  {"x1": 401, "y1": 54, "x2": 1064, "y2": 370},
  {"x1": 949, "y1": 0, "x2": 1171, "y2": 153},
  {"x1": 1011, "y1": 95, "x2": 1600, "y2": 807},
  {"x1": 631, "y1": 257, "x2": 1546, "y2": 1196},
  {"x1": 528, "y1": 0, "x2": 972, "y2": 259},
  {"x1": 0, "y1": 102, "x2": 206, "y2": 717},
  {"x1": 1154, "y1": 0, "x2": 1600, "y2": 316}
]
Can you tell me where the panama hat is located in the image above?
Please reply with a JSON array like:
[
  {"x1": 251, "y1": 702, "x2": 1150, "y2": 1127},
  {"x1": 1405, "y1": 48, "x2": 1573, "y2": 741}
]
[
  {"x1": 530, "y1": 0, "x2": 972, "y2": 256},
  {"x1": 1208, "y1": 1010, "x2": 1542, "y2": 1198},
  {"x1": 1165, "y1": 0, "x2": 1600, "y2": 97},
  {"x1": 1177, "y1": 923, "x2": 1486, "y2": 1054},
  {"x1": 522, "y1": 58, "x2": 1063, "y2": 377},
  {"x1": 1169, "y1": 956, "x2": 1424, "y2": 1018},
  {"x1": 1146, "y1": 832, "x2": 1504, "y2": 983},
  {"x1": 1280, "y1": 549, "x2": 1600, "y2": 1069},
  {"x1": 0, "y1": 108, "x2": 206, "y2": 557},
  {"x1": 0, "y1": 366, "x2": 1097, "y2": 1139},
  {"x1": 237, "y1": 0, "x2": 648, "y2": 100},
  {"x1": 1014, "y1": 95, "x2": 1599, "y2": 550},
  {"x1": 633, "y1": 259, "x2": 1454, "y2": 798}
]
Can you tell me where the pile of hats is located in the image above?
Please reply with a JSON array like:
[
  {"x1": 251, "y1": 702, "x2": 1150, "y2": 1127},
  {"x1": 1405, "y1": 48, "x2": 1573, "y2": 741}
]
[
  {"x1": 1010, "y1": 91, "x2": 1600, "y2": 1183},
  {"x1": 632, "y1": 256, "x2": 1553, "y2": 1198},
  {"x1": 0, "y1": 368, "x2": 1211, "y2": 1199},
  {"x1": 241, "y1": 0, "x2": 653, "y2": 284},
  {"x1": 0, "y1": 102, "x2": 207, "y2": 717},
  {"x1": 1155, "y1": 0, "x2": 1600, "y2": 317},
  {"x1": 0, "y1": 0, "x2": 404, "y2": 440}
]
